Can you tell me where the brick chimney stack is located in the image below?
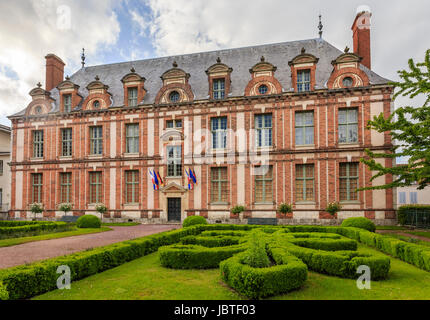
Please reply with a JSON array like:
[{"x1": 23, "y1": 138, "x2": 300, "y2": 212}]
[
  {"x1": 351, "y1": 6, "x2": 372, "y2": 70},
  {"x1": 45, "y1": 54, "x2": 65, "y2": 91}
]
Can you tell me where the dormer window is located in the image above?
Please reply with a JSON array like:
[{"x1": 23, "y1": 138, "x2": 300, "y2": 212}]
[
  {"x1": 128, "y1": 87, "x2": 138, "y2": 107},
  {"x1": 297, "y1": 70, "x2": 311, "y2": 92},
  {"x1": 169, "y1": 91, "x2": 180, "y2": 103},
  {"x1": 213, "y1": 79, "x2": 225, "y2": 100},
  {"x1": 64, "y1": 94, "x2": 72, "y2": 112},
  {"x1": 93, "y1": 100, "x2": 100, "y2": 109},
  {"x1": 342, "y1": 77, "x2": 353, "y2": 88}
]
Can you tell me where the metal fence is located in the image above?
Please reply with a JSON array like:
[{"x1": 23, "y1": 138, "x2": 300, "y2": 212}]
[{"x1": 400, "y1": 207, "x2": 430, "y2": 228}]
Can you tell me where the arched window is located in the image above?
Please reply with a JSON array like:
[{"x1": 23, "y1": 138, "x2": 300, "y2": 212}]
[
  {"x1": 258, "y1": 84, "x2": 268, "y2": 95},
  {"x1": 342, "y1": 77, "x2": 353, "y2": 88},
  {"x1": 93, "y1": 100, "x2": 100, "y2": 109},
  {"x1": 35, "y1": 106, "x2": 42, "y2": 114}
]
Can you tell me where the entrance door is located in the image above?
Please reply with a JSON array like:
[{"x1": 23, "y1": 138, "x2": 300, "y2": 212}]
[{"x1": 167, "y1": 198, "x2": 181, "y2": 222}]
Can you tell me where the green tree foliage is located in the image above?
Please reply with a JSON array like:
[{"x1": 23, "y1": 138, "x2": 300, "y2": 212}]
[{"x1": 360, "y1": 49, "x2": 430, "y2": 190}]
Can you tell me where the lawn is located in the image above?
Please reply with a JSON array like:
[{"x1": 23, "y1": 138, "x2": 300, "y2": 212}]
[
  {"x1": 0, "y1": 227, "x2": 111, "y2": 248},
  {"x1": 406, "y1": 231, "x2": 430, "y2": 239},
  {"x1": 34, "y1": 243, "x2": 430, "y2": 300}
]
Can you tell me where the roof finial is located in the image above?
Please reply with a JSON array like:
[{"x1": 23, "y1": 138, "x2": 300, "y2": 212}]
[
  {"x1": 95, "y1": 75, "x2": 100, "y2": 81},
  {"x1": 344, "y1": 46, "x2": 350, "y2": 53},
  {"x1": 301, "y1": 47, "x2": 306, "y2": 54},
  {"x1": 130, "y1": 67, "x2": 136, "y2": 73},
  {"x1": 65, "y1": 75, "x2": 70, "y2": 81},
  {"x1": 216, "y1": 57, "x2": 221, "y2": 63},
  {"x1": 172, "y1": 61, "x2": 178, "y2": 68},
  {"x1": 318, "y1": 14, "x2": 323, "y2": 38},
  {"x1": 37, "y1": 82, "x2": 42, "y2": 88},
  {"x1": 260, "y1": 56, "x2": 265, "y2": 62},
  {"x1": 81, "y1": 48, "x2": 86, "y2": 68}
]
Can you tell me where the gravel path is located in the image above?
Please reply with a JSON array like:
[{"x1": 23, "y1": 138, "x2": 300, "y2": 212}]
[{"x1": 0, "y1": 224, "x2": 180, "y2": 269}]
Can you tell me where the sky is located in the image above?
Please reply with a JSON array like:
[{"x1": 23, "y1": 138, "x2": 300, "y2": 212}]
[{"x1": 0, "y1": 0, "x2": 428, "y2": 131}]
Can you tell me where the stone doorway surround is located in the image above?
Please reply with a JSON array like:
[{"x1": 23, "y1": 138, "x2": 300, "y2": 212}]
[{"x1": 159, "y1": 182, "x2": 188, "y2": 222}]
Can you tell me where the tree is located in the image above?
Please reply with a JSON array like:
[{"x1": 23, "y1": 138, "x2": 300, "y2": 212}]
[{"x1": 360, "y1": 49, "x2": 430, "y2": 191}]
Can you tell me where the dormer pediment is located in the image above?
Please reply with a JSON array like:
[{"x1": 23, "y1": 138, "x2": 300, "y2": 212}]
[
  {"x1": 288, "y1": 48, "x2": 319, "y2": 66},
  {"x1": 206, "y1": 59, "x2": 233, "y2": 76},
  {"x1": 160, "y1": 182, "x2": 188, "y2": 193},
  {"x1": 249, "y1": 56, "x2": 277, "y2": 74},
  {"x1": 121, "y1": 71, "x2": 146, "y2": 84},
  {"x1": 161, "y1": 61, "x2": 190, "y2": 85},
  {"x1": 331, "y1": 48, "x2": 363, "y2": 70},
  {"x1": 57, "y1": 80, "x2": 80, "y2": 92}
]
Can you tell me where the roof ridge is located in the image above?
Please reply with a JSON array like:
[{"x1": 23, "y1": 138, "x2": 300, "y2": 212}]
[{"x1": 72, "y1": 37, "x2": 324, "y2": 75}]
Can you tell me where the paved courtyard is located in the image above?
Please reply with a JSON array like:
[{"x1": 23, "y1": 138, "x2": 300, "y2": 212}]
[{"x1": 0, "y1": 224, "x2": 180, "y2": 269}]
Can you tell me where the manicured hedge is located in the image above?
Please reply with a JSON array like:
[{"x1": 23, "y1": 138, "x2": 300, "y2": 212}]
[
  {"x1": 341, "y1": 217, "x2": 376, "y2": 232},
  {"x1": 220, "y1": 248, "x2": 307, "y2": 299},
  {"x1": 0, "y1": 221, "x2": 70, "y2": 237},
  {"x1": 159, "y1": 244, "x2": 247, "y2": 269},
  {"x1": 288, "y1": 238, "x2": 358, "y2": 251},
  {"x1": 0, "y1": 226, "x2": 201, "y2": 300},
  {"x1": 180, "y1": 235, "x2": 241, "y2": 247}
]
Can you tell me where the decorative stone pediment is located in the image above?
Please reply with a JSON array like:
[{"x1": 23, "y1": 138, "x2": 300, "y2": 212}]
[
  {"x1": 332, "y1": 48, "x2": 362, "y2": 70},
  {"x1": 160, "y1": 182, "x2": 188, "y2": 194},
  {"x1": 161, "y1": 61, "x2": 190, "y2": 85},
  {"x1": 288, "y1": 48, "x2": 319, "y2": 66},
  {"x1": 249, "y1": 56, "x2": 277, "y2": 75},
  {"x1": 57, "y1": 79, "x2": 80, "y2": 92},
  {"x1": 121, "y1": 69, "x2": 146, "y2": 84},
  {"x1": 206, "y1": 57, "x2": 233, "y2": 76},
  {"x1": 86, "y1": 78, "x2": 109, "y2": 93}
]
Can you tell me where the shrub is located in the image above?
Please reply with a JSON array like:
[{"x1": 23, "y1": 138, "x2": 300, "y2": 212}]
[
  {"x1": 241, "y1": 232, "x2": 270, "y2": 268},
  {"x1": 326, "y1": 202, "x2": 342, "y2": 215},
  {"x1": 76, "y1": 215, "x2": 101, "y2": 229},
  {"x1": 278, "y1": 203, "x2": 293, "y2": 214},
  {"x1": 182, "y1": 215, "x2": 208, "y2": 228},
  {"x1": 181, "y1": 235, "x2": 240, "y2": 247},
  {"x1": 58, "y1": 203, "x2": 73, "y2": 215},
  {"x1": 0, "y1": 222, "x2": 71, "y2": 238},
  {"x1": 341, "y1": 217, "x2": 376, "y2": 232},
  {"x1": 159, "y1": 244, "x2": 247, "y2": 269},
  {"x1": 231, "y1": 205, "x2": 246, "y2": 215},
  {"x1": 29, "y1": 203, "x2": 43, "y2": 216}
]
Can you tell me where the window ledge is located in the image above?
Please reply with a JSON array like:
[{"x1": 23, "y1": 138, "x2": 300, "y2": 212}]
[
  {"x1": 30, "y1": 157, "x2": 44, "y2": 161},
  {"x1": 295, "y1": 145, "x2": 315, "y2": 150},
  {"x1": 253, "y1": 202, "x2": 275, "y2": 205},
  {"x1": 88, "y1": 155, "x2": 103, "y2": 160},
  {"x1": 338, "y1": 143, "x2": 360, "y2": 148},
  {"x1": 124, "y1": 153, "x2": 140, "y2": 158},
  {"x1": 340, "y1": 201, "x2": 361, "y2": 205},
  {"x1": 210, "y1": 202, "x2": 230, "y2": 206},
  {"x1": 59, "y1": 156, "x2": 73, "y2": 160},
  {"x1": 295, "y1": 201, "x2": 316, "y2": 205}
]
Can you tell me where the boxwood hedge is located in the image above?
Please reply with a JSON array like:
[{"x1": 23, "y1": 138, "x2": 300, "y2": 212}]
[{"x1": 0, "y1": 221, "x2": 71, "y2": 237}]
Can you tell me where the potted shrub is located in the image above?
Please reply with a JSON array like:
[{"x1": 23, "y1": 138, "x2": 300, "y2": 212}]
[
  {"x1": 30, "y1": 203, "x2": 43, "y2": 220},
  {"x1": 231, "y1": 205, "x2": 246, "y2": 221},
  {"x1": 58, "y1": 203, "x2": 73, "y2": 217},
  {"x1": 278, "y1": 203, "x2": 293, "y2": 217},
  {"x1": 95, "y1": 203, "x2": 108, "y2": 221},
  {"x1": 326, "y1": 202, "x2": 342, "y2": 218}
]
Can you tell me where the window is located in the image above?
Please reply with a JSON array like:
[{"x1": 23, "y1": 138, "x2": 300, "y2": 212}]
[
  {"x1": 255, "y1": 114, "x2": 272, "y2": 147},
  {"x1": 211, "y1": 117, "x2": 227, "y2": 149},
  {"x1": 255, "y1": 166, "x2": 273, "y2": 203},
  {"x1": 166, "y1": 119, "x2": 182, "y2": 129},
  {"x1": 125, "y1": 170, "x2": 139, "y2": 204},
  {"x1": 125, "y1": 124, "x2": 139, "y2": 154},
  {"x1": 33, "y1": 130, "x2": 44, "y2": 158},
  {"x1": 35, "y1": 106, "x2": 42, "y2": 114},
  {"x1": 89, "y1": 172, "x2": 102, "y2": 204},
  {"x1": 297, "y1": 70, "x2": 311, "y2": 92},
  {"x1": 169, "y1": 91, "x2": 180, "y2": 103},
  {"x1": 343, "y1": 77, "x2": 353, "y2": 87},
  {"x1": 258, "y1": 84, "x2": 268, "y2": 95},
  {"x1": 399, "y1": 192, "x2": 406, "y2": 204},
  {"x1": 31, "y1": 173, "x2": 43, "y2": 203},
  {"x1": 410, "y1": 192, "x2": 418, "y2": 204},
  {"x1": 167, "y1": 146, "x2": 182, "y2": 177},
  {"x1": 61, "y1": 128, "x2": 73, "y2": 157},
  {"x1": 0, "y1": 160, "x2": 3, "y2": 175},
  {"x1": 339, "y1": 109, "x2": 358, "y2": 144},
  {"x1": 339, "y1": 163, "x2": 359, "y2": 201},
  {"x1": 213, "y1": 79, "x2": 225, "y2": 99},
  {"x1": 296, "y1": 164, "x2": 314, "y2": 202},
  {"x1": 64, "y1": 94, "x2": 72, "y2": 112},
  {"x1": 211, "y1": 167, "x2": 228, "y2": 203},
  {"x1": 128, "y1": 87, "x2": 138, "y2": 107},
  {"x1": 60, "y1": 173, "x2": 72, "y2": 203},
  {"x1": 93, "y1": 100, "x2": 100, "y2": 109},
  {"x1": 295, "y1": 112, "x2": 314, "y2": 146},
  {"x1": 90, "y1": 126, "x2": 103, "y2": 155}
]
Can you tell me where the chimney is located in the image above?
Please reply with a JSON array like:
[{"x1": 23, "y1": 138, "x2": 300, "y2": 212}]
[
  {"x1": 351, "y1": 6, "x2": 372, "y2": 70},
  {"x1": 45, "y1": 54, "x2": 65, "y2": 91}
]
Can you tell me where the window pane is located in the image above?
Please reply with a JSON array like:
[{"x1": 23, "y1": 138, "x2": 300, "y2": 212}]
[
  {"x1": 339, "y1": 110, "x2": 347, "y2": 124},
  {"x1": 348, "y1": 109, "x2": 358, "y2": 123},
  {"x1": 348, "y1": 124, "x2": 358, "y2": 143},
  {"x1": 305, "y1": 127, "x2": 314, "y2": 145},
  {"x1": 296, "y1": 128, "x2": 304, "y2": 145},
  {"x1": 339, "y1": 125, "x2": 347, "y2": 143}
]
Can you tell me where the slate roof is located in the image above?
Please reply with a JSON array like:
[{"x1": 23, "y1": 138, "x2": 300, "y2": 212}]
[{"x1": 11, "y1": 38, "x2": 390, "y2": 117}]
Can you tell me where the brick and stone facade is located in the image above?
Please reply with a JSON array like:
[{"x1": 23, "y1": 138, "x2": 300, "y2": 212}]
[{"x1": 8, "y1": 9, "x2": 396, "y2": 225}]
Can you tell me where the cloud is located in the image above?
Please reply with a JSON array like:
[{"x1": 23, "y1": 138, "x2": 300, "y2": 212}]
[{"x1": 0, "y1": 0, "x2": 122, "y2": 120}]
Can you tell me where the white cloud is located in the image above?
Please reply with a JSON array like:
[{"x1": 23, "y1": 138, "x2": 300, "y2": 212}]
[{"x1": 0, "y1": 0, "x2": 122, "y2": 121}]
